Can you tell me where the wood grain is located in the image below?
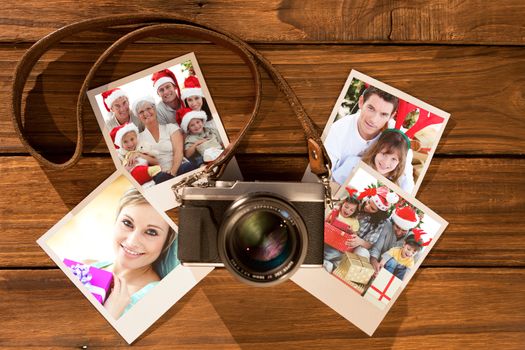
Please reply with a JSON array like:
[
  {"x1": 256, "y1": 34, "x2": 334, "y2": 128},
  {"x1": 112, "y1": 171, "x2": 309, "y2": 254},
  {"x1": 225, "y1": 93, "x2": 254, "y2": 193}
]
[
  {"x1": 2, "y1": 44, "x2": 525, "y2": 155},
  {"x1": 1, "y1": 156, "x2": 523, "y2": 268},
  {"x1": 1, "y1": 0, "x2": 525, "y2": 44},
  {"x1": 2, "y1": 2, "x2": 524, "y2": 347},
  {"x1": 1, "y1": 268, "x2": 524, "y2": 348}
]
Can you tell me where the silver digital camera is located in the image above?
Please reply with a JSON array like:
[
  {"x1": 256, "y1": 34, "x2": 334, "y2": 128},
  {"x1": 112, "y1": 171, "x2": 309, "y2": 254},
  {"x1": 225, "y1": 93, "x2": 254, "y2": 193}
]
[{"x1": 177, "y1": 181, "x2": 325, "y2": 286}]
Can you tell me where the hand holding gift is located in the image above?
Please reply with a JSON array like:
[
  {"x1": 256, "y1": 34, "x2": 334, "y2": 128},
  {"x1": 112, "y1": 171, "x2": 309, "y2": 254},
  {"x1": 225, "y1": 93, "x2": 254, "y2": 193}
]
[
  {"x1": 103, "y1": 274, "x2": 132, "y2": 319},
  {"x1": 63, "y1": 258, "x2": 113, "y2": 304}
]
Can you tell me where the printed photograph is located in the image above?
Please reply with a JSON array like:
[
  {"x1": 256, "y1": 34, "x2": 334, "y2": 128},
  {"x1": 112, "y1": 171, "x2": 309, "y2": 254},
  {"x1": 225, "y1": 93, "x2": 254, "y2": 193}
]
[
  {"x1": 302, "y1": 70, "x2": 450, "y2": 196},
  {"x1": 324, "y1": 164, "x2": 443, "y2": 309},
  {"x1": 37, "y1": 172, "x2": 213, "y2": 343},
  {"x1": 88, "y1": 53, "x2": 241, "y2": 211},
  {"x1": 292, "y1": 163, "x2": 447, "y2": 335}
]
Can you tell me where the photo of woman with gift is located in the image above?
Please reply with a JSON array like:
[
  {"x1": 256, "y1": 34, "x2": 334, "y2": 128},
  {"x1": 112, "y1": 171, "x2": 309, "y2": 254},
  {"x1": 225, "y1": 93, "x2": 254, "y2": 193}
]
[
  {"x1": 45, "y1": 176, "x2": 180, "y2": 320},
  {"x1": 91, "y1": 187, "x2": 177, "y2": 319}
]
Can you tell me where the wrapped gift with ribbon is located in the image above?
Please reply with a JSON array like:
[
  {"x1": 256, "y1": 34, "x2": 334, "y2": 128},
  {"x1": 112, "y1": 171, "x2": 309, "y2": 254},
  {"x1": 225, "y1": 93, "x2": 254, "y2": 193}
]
[
  {"x1": 324, "y1": 222, "x2": 355, "y2": 252},
  {"x1": 363, "y1": 268, "x2": 403, "y2": 310},
  {"x1": 333, "y1": 252, "x2": 374, "y2": 285},
  {"x1": 63, "y1": 258, "x2": 113, "y2": 304}
]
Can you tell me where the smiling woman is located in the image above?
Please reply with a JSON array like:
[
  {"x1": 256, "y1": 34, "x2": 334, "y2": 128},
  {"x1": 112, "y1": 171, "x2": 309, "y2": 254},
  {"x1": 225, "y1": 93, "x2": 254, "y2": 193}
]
[
  {"x1": 133, "y1": 96, "x2": 196, "y2": 181},
  {"x1": 95, "y1": 188, "x2": 177, "y2": 319}
]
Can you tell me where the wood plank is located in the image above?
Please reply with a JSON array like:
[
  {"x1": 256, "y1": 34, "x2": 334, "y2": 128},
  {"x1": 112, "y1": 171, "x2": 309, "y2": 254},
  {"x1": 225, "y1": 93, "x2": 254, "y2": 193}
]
[
  {"x1": 2, "y1": 44, "x2": 525, "y2": 155},
  {"x1": 1, "y1": 156, "x2": 524, "y2": 268},
  {"x1": 0, "y1": 268, "x2": 523, "y2": 348},
  {"x1": 1, "y1": 0, "x2": 525, "y2": 44}
]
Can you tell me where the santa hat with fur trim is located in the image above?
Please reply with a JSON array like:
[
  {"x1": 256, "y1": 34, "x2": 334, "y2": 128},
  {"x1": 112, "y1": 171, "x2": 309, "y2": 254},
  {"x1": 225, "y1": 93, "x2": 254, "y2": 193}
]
[
  {"x1": 392, "y1": 205, "x2": 419, "y2": 231},
  {"x1": 109, "y1": 123, "x2": 139, "y2": 149},
  {"x1": 152, "y1": 69, "x2": 181, "y2": 96},
  {"x1": 181, "y1": 75, "x2": 204, "y2": 101},
  {"x1": 358, "y1": 185, "x2": 399, "y2": 212},
  {"x1": 176, "y1": 107, "x2": 207, "y2": 133},
  {"x1": 102, "y1": 88, "x2": 127, "y2": 112}
]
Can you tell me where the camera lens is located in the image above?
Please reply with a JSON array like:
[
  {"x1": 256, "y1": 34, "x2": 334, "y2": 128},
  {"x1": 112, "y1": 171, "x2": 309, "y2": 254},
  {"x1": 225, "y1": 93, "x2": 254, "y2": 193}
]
[
  {"x1": 218, "y1": 194, "x2": 308, "y2": 286},
  {"x1": 232, "y1": 210, "x2": 294, "y2": 272}
]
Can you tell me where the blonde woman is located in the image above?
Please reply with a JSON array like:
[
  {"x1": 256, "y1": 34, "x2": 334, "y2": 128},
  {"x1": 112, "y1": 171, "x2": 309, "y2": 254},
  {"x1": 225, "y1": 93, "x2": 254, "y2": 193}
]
[{"x1": 92, "y1": 188, "x2": 178, "y2": 319}]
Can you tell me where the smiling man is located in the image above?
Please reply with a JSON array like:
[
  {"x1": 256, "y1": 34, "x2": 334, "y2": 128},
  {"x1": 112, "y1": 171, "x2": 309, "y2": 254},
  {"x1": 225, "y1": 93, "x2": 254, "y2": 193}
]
[
  {"x1": 324, "y1": 86, "x2": 399, "y2": 184},
  {"x1": 151, "y1": 69, "x2": 183, "y2": 126}
]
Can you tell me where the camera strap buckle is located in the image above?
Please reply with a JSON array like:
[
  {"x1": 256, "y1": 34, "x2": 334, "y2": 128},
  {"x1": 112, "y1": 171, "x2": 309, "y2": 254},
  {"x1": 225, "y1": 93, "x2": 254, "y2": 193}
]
[
  {"x1": 321, "y1": 169, "x2": 335, "y2": 210},
  {"x1": 171, "y1": 168, "x2": 215, "y2": 204}
]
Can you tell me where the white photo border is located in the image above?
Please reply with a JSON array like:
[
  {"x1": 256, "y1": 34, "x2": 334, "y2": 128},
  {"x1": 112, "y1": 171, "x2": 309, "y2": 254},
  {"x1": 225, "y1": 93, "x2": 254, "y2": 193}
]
[
  {"x1": 87, "y1": 52, "x2": 242, "y2": 212},
  {"x1": 36, "y1": 170, "x2": 214, "y2": 343},
  {"x1": 303, "y1": 69, "x2": 450, "y2": 197},
  {"x1": 292, "y1": 161, "x2": 448, "y2": 335}
]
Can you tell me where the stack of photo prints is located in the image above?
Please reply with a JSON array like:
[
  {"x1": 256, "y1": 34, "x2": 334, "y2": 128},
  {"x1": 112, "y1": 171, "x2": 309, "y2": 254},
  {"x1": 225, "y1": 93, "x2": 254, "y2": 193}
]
[{"x1": 37, "y1": 53, "x2": 449, "y2": 342}]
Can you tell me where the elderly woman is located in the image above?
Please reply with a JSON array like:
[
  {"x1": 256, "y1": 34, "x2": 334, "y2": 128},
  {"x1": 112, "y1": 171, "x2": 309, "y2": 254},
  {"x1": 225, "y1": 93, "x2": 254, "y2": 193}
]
[
  {"x1": 92, "y1": 188, "x2": 178, "y2": 319},
  {"x1": 133, "y1": 96, "x2": 196, "y2": 180},
  {"x1": 102, "y1": 88, "x2": 144, "y2": 131}
]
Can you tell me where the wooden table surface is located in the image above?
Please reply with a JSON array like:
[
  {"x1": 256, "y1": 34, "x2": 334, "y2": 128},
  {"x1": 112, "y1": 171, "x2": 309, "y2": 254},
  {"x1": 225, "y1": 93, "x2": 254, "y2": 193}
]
[{"x1": 1, "y1": 1, "x2": 525, "y2": 348}]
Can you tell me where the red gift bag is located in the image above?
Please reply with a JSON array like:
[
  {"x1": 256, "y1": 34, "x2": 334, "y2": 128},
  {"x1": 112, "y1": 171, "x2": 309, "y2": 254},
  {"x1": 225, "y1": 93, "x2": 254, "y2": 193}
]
[{"x1": 324, "y1": 222, "x2": 354, "y2": 252}]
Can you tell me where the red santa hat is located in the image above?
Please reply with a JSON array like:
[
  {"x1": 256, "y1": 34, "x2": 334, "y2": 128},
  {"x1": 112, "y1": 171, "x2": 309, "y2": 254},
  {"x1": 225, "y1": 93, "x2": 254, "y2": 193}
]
[
  {"x1": 109, "y1": 123, "x2": 139, "y2": 149},
  {"x1": 176, "y1": 107, "x2": 207, "y2": 133},
  {"x1": 101, "y1": 88, "x2": 127, "y2": 112},
  {"x1": 152, "y1": 69, "x2": 181, "y2": 96},
  {"x1": 391, "y1": 205, "x2": 419, "y2": 231},
  {"x1": 358, "y1": 185, "x2": 399, "y2": 212},
  {"x1": 181, "y1": 75, "x2": 204, "y2": 101}
]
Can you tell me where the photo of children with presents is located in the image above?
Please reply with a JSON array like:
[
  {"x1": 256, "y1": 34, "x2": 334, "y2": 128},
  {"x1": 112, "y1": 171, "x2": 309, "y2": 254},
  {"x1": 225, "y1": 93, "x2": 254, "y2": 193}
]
[{"x1": 323, "y1": 164, "x2": 445, "y2": 309}]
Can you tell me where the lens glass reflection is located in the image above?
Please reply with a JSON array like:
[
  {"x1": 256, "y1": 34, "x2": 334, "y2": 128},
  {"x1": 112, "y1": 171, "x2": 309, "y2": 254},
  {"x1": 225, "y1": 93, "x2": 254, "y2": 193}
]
[{"x1": 232, "y1": 210, "x2": 294, "y2": 272}]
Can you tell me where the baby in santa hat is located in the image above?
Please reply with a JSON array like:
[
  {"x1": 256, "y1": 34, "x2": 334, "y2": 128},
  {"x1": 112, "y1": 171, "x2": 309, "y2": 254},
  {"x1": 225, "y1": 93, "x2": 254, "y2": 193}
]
[
  {"x1": 110, "y1": 123, "x2": 168, "y2": 186},
  {"x1": 176, "y1": 107, "x2": 224, "y2": 165}
]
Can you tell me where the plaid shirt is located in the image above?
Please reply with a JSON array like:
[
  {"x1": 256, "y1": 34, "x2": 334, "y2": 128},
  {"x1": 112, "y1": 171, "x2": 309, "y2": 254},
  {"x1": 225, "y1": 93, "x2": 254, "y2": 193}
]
[{"x1": 357, "y1": 214, "x2": 389, "y2": 245}]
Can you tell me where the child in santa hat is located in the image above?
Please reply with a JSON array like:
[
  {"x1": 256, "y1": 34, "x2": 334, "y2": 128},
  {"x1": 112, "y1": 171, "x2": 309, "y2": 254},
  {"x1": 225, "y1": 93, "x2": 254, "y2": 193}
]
[
  {"x1": 110, "y1": 123, "x2": 171, "y2": 186},
  {"x1": 176, "y1": 107, "x2": 224, "y2": 165},
  {"x1": 180, "y1": 75, "x2": 215, "y2": 127},
  {"x1": 349, "y1": 185, "x2": 399, "y2": 259},
  {"x1": 380, "y1": 227, "x2": 431, "y2": 280}
]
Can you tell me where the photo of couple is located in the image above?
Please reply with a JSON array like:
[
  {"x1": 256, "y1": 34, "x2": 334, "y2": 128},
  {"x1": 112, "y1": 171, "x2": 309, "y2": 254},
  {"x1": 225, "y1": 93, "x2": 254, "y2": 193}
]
[{"x1": 91, "y1": 54, "x2": 227, "y2": 190}]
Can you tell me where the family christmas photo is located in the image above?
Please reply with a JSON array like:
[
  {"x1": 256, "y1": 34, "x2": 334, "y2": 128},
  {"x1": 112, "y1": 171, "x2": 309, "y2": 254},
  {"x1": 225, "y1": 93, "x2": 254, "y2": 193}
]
[
  {"x1": 89, "y1": 53, "x2": 229, "y2": 190},
  {"x1": 324, "y1": 164, "x2": 446, "y2": 310}
]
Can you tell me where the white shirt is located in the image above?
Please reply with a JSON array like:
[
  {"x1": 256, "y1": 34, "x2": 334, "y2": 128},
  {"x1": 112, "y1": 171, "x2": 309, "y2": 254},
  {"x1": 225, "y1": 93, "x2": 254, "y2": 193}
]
[
  {"x1": 325, "y1": 111, "x2": 415, "y2": 192},
  {"x1": 325, "y1": 111, "x2": 380, "y2": 182},
  {"x1": 156, "y1": 101, "x2": 179, "y2": 126},
  {"x1": 139, "y1": 124, "x2": 180, "y2": 172}
]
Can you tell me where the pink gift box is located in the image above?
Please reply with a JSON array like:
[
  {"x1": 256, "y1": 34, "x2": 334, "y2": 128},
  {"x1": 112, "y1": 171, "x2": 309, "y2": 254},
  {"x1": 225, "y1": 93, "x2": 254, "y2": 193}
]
[{"x1": 63, "y1": 258, "x2": 113, "y2": 304}]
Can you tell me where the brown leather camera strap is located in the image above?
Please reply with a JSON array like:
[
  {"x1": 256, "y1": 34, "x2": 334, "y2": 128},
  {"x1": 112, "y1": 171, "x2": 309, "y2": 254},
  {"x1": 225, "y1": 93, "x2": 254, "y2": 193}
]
[{"x1": 11, "y1": 14, "x2": 331, "y2": 179}]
